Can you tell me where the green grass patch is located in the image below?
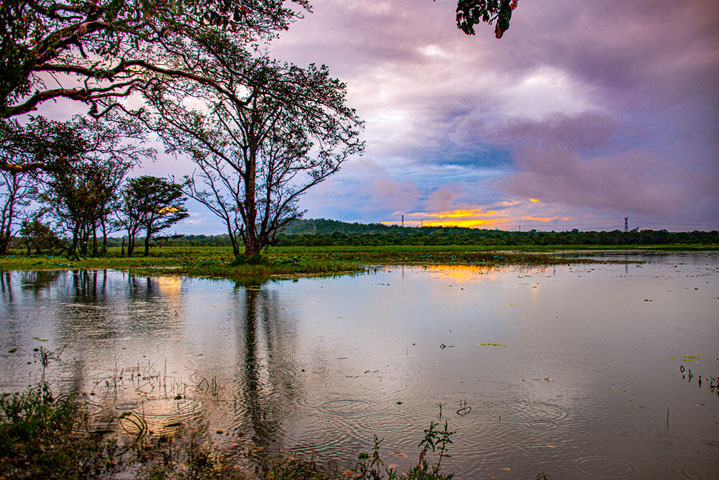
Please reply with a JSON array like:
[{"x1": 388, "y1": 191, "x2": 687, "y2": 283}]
[{"x1": 1, "y1": 243, "x2": 703, "y2": 279}]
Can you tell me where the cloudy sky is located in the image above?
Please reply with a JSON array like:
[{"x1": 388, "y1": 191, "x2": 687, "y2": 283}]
[{"x1": 155, "y1": 0, "x2": 718, "y2": 232}]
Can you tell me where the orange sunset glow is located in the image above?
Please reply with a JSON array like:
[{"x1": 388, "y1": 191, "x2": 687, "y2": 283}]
[{"x1": 382, "y1": 202, "x2": 573, "y2": 229}]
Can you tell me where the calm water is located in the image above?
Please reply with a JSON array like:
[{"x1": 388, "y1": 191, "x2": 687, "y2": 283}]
[{"x1": 1, "y1": 254, "x2": 718, "y2": 479}]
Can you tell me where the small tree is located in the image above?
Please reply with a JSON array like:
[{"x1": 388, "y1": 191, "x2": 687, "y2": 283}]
[
  {"x1": 43, "y1": 157, "x2": 133, "y2": 257},
  {"x1": 0, "y1": 169, "x2": 37, "y2": 254},
  {"x1": 19, "y1": 219, "x2": 59, "y2": 254},
  {"x1": 118, "y1": 176, "x2": 188, "y2": 256}
]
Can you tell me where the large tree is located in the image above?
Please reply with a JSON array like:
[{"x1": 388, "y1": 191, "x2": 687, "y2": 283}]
[
  {"x1": 148, "y1": 53, "x2": 363, "y2": 259},
  {"x1": 1, "y1": 0, "x2": 309, "y2": 119}
]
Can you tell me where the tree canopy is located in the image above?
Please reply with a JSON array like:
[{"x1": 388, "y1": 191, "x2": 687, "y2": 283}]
[
  {"x1": 146, "y1": 47, "x2": 363, "y2": 258},
  {"x1": 117, "y1": 175, "x2": 188, "y2": 256},
  {"x1": 0, "y1": 0, "x2": 309, "y2": 119},
  {"x1": 0, "y1": 0, "x2": 310, "y2": 173}
]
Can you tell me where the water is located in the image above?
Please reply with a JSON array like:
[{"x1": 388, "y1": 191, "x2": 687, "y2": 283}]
[{"x1": 1, "y1": 254, "x2": 718, "y2": 479}]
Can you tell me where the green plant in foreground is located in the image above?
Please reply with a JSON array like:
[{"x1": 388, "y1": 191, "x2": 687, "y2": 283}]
[
  {"x1": 1, "y1": 376, "x2": 552, "y2": 479},
  {"x1": 0, "y1": 382, "x2": 119, "y2": 479},
  {"x1": 355, "y1": 420, "x2": 455, "y2": 480}
]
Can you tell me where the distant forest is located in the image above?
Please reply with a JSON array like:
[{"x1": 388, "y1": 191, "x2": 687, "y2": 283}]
[{"x1": 135, "y1": 219, "x2": 719, "y2": 247}]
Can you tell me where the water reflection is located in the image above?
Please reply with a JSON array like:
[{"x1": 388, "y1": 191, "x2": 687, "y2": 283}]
[
  {"x1": 0, "y1": 257, "x2": 718, "y2": 479},
  {"x1": 229, "y1": 285, "x2": 300, "y2": 453}
]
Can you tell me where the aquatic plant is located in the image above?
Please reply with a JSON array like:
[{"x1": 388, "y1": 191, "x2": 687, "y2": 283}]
[{"x1": 354, "y1": 419, "x2": 455, "y2": 480}]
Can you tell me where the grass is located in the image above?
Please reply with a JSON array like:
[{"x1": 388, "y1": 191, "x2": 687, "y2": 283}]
[
  {"x1": 0, "y1": 382, "x2": 120, "y2": 479},
  {"x1": 0, "y1": 243, "x2": 697, "y2": 278}
]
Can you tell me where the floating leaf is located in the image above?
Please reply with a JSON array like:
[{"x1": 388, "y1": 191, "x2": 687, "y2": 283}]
[{"x1": 479, "y1": 343, "x2": 507, "y2": 347}]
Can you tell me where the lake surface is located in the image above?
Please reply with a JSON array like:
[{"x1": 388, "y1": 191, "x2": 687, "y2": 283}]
[{"x1": 1, "y1": 254, "x2": 718, "y2": 479}]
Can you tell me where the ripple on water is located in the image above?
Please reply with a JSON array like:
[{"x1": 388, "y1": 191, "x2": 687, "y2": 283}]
[
  {"x1": 318, "y1": 398, "x2": 378, "y2": 415},
  {"x1": 490, "y1": 400, "x2": 569, "y2": 429},
  {"x1": 282, "y1": 419, "x2": 356, "y2": 458},
  {"x1": 348, "y1": 410, "x2": 418, "y2": 439},
  {"x1": 574, "y1": 456, "x2": 637, "y2": 478},
  {"x1": 680, "y1": 460, "x2": 719, "y2": 480}
]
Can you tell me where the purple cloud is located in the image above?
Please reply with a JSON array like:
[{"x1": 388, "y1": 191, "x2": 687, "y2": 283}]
[{"x1": 498, "y1": 145, "x2": 718, "y2": 217}]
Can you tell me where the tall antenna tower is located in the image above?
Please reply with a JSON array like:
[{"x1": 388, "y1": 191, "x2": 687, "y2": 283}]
[
  {"x1": 624, "y1": 217, "x2": 629, "y2": 233},
  {"x1": 401, "y1": 214, "x2": 404, "y2": 227}
]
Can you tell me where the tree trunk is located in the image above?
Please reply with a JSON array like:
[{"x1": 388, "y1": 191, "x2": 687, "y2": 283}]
[
  {"x1": 243, "y1": 144, "x2": 260, "y2": 259},
  {"x1": 144, "y1": 225, "x2": 151, "y2": 256},
  {"x1": 126, "y1": 226, "x2": 134, "y2": 256},
  {"x1": 69, "y1": 226, "x2": 79, "y2": 259},
  {"x1": 0, "y1": 194, "x2": 15, "y2": 256},
  {"x1": 244, "y1": 234, "x2": 261, "y2": 258},
  {"x1": 92, "y1": 224, "x2": 98, "y2": 257},
  {"x1": 228, "y1": 226, "x2": 240, "y2": 258},
  {"x1": 101, "y1": 218, "x2": 108, "y2": 255}
]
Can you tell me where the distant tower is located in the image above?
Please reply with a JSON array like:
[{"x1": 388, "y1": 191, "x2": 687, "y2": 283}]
[
  {"x1": 624, "y1": 217, "x2": 629, "y2": 233},
  {"x1": 402, "y1": 214, "x2": 404, "y2": 227}
]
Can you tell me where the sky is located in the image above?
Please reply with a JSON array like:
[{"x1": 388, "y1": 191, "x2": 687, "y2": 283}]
[
  {"x1": 264, "y1": 0, "x2": 719, "y2": 232},
  {"x1": 49, "y1": 0, "x2": 719, "y2": 233}
]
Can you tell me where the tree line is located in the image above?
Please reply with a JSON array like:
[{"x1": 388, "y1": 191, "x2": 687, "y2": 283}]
[
  {"x1": 273, "y1": 228, "x2": 719, "y2": 247},
  {"x1": 91, "y1": 220, "x2": 719, "y2": 248}
]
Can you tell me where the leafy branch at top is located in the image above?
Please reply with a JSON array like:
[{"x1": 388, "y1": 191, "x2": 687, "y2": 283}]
[{"x1": 455, "y1": 0, "x2": 519, "y2": 38}]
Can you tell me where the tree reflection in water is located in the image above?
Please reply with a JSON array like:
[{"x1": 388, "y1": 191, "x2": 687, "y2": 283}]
[{"x1": 230, "y1": 282, "x2": 301, "y2": 455}]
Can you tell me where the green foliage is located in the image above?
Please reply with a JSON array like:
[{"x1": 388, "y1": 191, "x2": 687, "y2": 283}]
[
  {"x1": 456, "y1": 0, "x2": 519, "y2": 38},
  {"x1": 0, "y1": 382, "x2": 119, "y2": 479},
  {"x1": 118, "y1": 176, "x2": 188, "y2": 256},
  {"x1": 0, "y1": 117, "x2": 94, "y2": 173},
  {"x1": 354, "y1": 420, "x2": 455, "y2": 480},
  {"x1": 18, "y1": 218, "x2": 60, "y2": 254},
  {"x1": 272, "y1": 220, "x2": 719, "y2": 247}
]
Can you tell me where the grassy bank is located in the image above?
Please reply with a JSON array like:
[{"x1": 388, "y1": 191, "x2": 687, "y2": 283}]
[{"x1": 1, "y1": 243, "x2": 708, "y2": 278}]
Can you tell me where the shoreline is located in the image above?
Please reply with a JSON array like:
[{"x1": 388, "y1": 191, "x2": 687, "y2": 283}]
[{"x1": 1, "y1": 245, "x2": 715, "y2": 279}]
